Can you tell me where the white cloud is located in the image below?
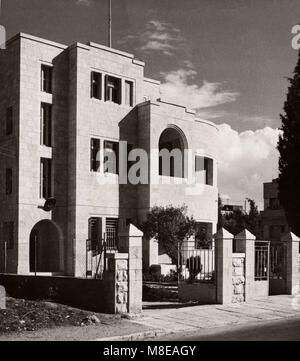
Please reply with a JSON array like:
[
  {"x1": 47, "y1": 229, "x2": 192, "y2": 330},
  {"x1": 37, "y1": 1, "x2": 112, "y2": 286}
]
[
  {"x1": 140, "y1": 40, "x2": 174, "y2": 56},
  {"x1": 216, "y1": 124, "x2": 281, "y2": 209},
  {"x1": 121, "y1": 19, "x2": 188, "y2": 57},
  {"x1": 76, "y1": 0, "x2": 91, "y2": 6},
  {"x1": 160, "y1": 69, "x2": 239, "y2": 110}
]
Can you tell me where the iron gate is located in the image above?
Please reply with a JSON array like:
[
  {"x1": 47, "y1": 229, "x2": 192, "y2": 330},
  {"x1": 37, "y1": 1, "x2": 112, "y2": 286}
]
[
  {"x1": 269, "y1": 242, "x2": 287, "y2": 280},
  {"x1": 179, "y1": 239, "x2": 215, "y2": 283},
  {"x1": 86, "y1": 237, "x2": 107, "y2": 279},
  {"x1": 255, "y1": 241, "x2": 270, "y2": 281}
]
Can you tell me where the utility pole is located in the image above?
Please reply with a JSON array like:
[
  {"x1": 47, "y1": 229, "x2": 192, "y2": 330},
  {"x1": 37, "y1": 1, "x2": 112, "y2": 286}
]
[{"x1": 108, "y1": 0, "x2": 112, "y2": 48}]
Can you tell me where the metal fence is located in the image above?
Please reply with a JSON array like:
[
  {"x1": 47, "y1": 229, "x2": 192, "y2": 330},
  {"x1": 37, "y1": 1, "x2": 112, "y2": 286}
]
[
  {"x1": 180, "y1": 239, "x2": 215, "y2": 282},
  {"x1": 255, "y1": 241, "x2": 269, "y2": 281},
  {"x1": 86, "y1": 238, "x2": 107, "y2": 279},
  {"x1": 269, "y1": 241, "x2": 287, "y2": 280}
]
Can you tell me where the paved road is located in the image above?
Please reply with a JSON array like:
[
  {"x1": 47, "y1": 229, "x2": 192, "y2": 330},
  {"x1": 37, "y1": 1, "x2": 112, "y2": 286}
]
[{"x1": 156, "y1": 317, "x2": 300, "y2": 341}]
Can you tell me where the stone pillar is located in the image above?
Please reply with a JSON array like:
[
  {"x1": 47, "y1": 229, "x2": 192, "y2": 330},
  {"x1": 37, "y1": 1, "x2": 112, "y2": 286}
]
[
  {"x1": 214, "y1": 228, "x2": 233, "y2": 304},
  {"x1": 106, "y1": 253, "x2": 129, "y2": 314},
  {"x1": 119, "y1": 224, "x2": 143, "y2": 314},
  {"x1": 235, "y1": 229, "x2": 256, "y2": 301},
  {"x1": 281, "y1": 232, "x2": 300, "y2": 295}
]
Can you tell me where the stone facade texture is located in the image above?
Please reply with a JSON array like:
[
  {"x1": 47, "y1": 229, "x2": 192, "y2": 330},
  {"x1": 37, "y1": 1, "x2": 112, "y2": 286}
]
[
  {"x1": 232, "y1": 255, "x2": 245, "y2": 303},
  {"x1": 0, "y1": 33, "x2": 218, "y2": 277}
]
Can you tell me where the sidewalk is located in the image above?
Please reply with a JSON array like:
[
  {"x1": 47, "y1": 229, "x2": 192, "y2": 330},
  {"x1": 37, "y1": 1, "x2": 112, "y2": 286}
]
[
  {"x1": 126, "y1": 295, "x2": 300, "y2": 338},
  {"x1": 0, "y1": 295, "x2": 299, "y2": 341}
]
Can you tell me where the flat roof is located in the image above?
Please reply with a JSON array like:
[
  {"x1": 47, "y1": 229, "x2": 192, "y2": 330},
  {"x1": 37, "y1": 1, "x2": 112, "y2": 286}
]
[{"x1": 5, "y1": 32, "x2": 145, "y2": 65}]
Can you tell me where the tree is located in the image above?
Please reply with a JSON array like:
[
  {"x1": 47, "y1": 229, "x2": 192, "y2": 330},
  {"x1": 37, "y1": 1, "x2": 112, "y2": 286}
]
[
  {"x1": 221, "y1": 198, "x2": 261, "y2": 237},
  {"x1": 217, "y1": 194, "x2": 224, "y2": 230},
  {"x1": 141, "y1": 205, "x2": 196, "y2": 267},
  {"x1": 277, "y1": 51, "x2": 300, "y2": 236}
]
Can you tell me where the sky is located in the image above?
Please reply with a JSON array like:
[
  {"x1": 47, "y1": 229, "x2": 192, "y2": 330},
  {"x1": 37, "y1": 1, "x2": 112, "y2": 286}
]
[{"x1": 1, "y1": 0, "x2": 299, "y2": 209}]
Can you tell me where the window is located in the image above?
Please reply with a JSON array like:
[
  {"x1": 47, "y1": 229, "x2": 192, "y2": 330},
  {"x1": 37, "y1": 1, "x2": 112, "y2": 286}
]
[
  {"x1": 90, "y1": 138, "x2": 100, "y2": 172},
  {"x1": 91, "y1": 72, "x2": 102, "y2": 100},
  {"x1": 40, "y1": 158, "x2": 52, "y2": 199},
  {"x1": 5, "y1": 168, "x2": 12, "y2": 195},
  {"x1": 3, "y1": 221, "x2": 14, "y2": 249},
  {"x1": 41, "y1": 65, "x2": 52, "y2": 93},
  {"x1": 88, "y1": 217, "x2": 102, "y2": 251},
  {"x1": 104, "y1": 140, "x2": 119, "y2": 174},
  {"x1": 159, "y1": 128, "x2": 185, "y2": 178},
  {"x1": 195, "y1": 156, "x2": 214, "y2": 186},
  {"x1": 41, "y1": 103, "x2": 52, "y2": 146},
  {"x1": 195, "y1": 222, "x2": 213, "y2": 249},
  {"x1": 269, "y1": 197, "x2": 280, "y2": 210},
  {"x1": 105, "y1": 75, "x2": 121, "y2": 104},
  {"x1": 6, "y1": 107, "x2": 13, "y2": 136},
  {"x1": 106, "y1": 218, "x2": 118, "y2": 250},
  {"x1": 125, "y1": 80, "x2": 133, "y2": 107}
]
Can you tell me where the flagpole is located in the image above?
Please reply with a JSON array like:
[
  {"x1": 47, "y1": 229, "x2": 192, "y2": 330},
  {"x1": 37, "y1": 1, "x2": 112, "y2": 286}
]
[{"x1": 108, "y1": 0, "x2": 112, "y2": 48}]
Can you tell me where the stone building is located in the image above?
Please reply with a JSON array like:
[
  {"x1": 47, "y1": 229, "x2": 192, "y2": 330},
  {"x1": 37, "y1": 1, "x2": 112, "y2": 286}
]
[
  {"x1": 0, "y1": 33, "x2": 219, "y2": 277},
  {"x1": 261, "y1": 179, "x2": 290, "y2": 241}
]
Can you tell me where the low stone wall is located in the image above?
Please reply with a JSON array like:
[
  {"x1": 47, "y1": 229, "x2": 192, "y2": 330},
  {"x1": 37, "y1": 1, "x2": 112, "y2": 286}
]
[
  {"x1": 0, "y1": 274, "x2": 115, "y2": 313},
  {"x1": 179, "y1": 282, "x2": 216, "y2": 303},
  {"x1": 232, "y1": 254, "x2": 245, "y2": 303}
]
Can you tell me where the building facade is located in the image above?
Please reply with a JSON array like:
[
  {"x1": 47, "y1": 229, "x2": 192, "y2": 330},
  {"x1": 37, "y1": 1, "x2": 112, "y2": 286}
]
[
  {"x1": 0, "y1": 33, "x2": 219, "y2": 277},
  {"x1": 261, "y1": 179, "x2": 290, "y2": 241}
]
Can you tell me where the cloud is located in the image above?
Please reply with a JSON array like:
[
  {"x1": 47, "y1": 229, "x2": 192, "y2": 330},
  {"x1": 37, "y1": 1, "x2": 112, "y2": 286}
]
[
  {"x1": 120, "y1": 19, "x2": 189, "y2": 58},
  {"x1": 216, "y1": 124, "x2": 281, "y2": 209},
  {"x1": 160, "y1": 69, "x2": 239, "y2": 110},
  {"x1": 76, "y1": 0, "x2": 91, "y2": 6}
]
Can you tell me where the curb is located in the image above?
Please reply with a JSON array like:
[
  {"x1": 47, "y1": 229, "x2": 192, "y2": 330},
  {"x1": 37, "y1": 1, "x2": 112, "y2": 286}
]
[{"x1": 93, "y1": 329, "x2": 172, "y2": 342}]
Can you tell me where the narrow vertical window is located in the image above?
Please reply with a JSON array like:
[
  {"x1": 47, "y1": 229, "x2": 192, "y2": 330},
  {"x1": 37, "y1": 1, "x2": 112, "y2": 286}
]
[
  {"x1": 3, "y1": 222, "x2": 14, "y2": 250},
  {"x1": 40, "y1": 103, "x2": 52, "y2": 146},
  {"x1": 90, "y1": 138, "x2": 100, "y2": 172},
  {"x1": 5, "y1": 168, "x2": 12, "y2": 195},
  {"x1": 195, "y1": 156, "x2": 214, "y2": 186},
  {"x1": 125, "y1": 80, "x2": 133, "y2": 107},
  {"x1": 105, "y1": 75, "x2": 121, "y2": 104},
  {"x1": 40, "y1": 158, "x2": 52, "y2": 199},
  {"x1": 41, "y1": 65, "x2": 53, "y2": 93},
  {"x1": 106, "y1": 218, "x2": 118, "y2": 250},
  {"x1": 104, "y1": 140, "x2": 119, "y2": 174},
  {"x1": 88, "y1": 217, "x2": 102, "y2": 251},
  {"x1": 91, "y1": 72, "x2": 102, "y2": 99},
  {"x1": 6, "y1": 106, "x2": 13, "y2": 136}
]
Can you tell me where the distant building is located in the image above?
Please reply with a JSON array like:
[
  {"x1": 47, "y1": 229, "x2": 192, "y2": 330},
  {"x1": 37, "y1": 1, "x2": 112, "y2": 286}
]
[
  {"x1": 221, "y1": 204, "x2": 244, "y2": 216},
  {"x1": 260, "y1": 179, "x2": 290, "y2": 241}
]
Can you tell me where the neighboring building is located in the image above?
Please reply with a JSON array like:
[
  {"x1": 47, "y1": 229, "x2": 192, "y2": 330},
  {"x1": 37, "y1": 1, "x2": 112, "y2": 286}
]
[
  {"x1": 261, "y1": 179, "x2": 290, "y2": 241},
  {"x1": 0, "y1": 33, "x2": 219, "y2": 277},
  {"x1": 221, "y1": 204, "x2": 244, "y2": 216}
]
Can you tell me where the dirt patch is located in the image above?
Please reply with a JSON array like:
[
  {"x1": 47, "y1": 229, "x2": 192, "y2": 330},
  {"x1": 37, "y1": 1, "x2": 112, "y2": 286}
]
[{"x1": 0, "y1": 297, "x2": 122, "y2": 335}]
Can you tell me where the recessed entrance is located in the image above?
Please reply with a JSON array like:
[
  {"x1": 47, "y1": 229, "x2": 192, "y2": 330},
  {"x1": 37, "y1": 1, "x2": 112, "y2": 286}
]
[{"x1": 29, "y1": 220, "x2": 62, "y2": 273}]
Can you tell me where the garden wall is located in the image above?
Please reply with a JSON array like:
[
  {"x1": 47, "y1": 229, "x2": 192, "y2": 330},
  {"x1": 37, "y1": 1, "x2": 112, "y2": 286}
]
[{"x1": 0, "y1": 274, "x2": 115, "y2": 313}]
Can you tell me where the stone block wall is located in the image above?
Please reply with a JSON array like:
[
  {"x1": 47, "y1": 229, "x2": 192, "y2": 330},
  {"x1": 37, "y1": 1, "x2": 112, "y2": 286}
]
[
  {"x1": 106, "y1": 255, "x2": 129, "y2": 314},
  {"x1": 232, "y1": 254, "x2": 245, "y2": 303}
]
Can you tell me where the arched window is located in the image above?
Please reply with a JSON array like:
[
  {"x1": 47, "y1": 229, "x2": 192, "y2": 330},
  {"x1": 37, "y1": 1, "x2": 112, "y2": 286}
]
[{"x1": 159, "y1": 126, "x2": 187, "y2": 178}]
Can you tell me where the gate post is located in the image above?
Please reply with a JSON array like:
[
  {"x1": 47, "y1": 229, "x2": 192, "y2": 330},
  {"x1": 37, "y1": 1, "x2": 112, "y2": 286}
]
[
  {"x1": 214, "y1": 228, "x2": 233, "y2": 304},
  {"x1": 281, "y1": 232, "x2": 300, "y2": 295},
  {"x1": 118, "y1": 224, "x2": 143, "y2": 314},
  {"x1": 235, "y1": 229, "x2": 256, "y2": 301}
]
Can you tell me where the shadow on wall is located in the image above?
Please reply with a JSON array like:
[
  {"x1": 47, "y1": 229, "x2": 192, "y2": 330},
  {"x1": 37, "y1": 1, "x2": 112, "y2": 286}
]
[{"x1": 0, "y1": 274, "x2": 114, "y2": 313}]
